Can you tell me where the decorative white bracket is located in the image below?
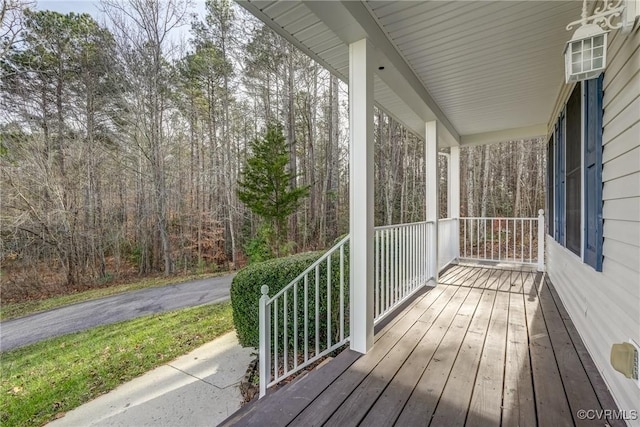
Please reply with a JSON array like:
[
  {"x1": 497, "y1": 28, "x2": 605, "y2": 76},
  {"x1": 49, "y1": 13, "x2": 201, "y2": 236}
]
[{"x1": 567, "y1": 0, "x2": 640, "y2": 34}]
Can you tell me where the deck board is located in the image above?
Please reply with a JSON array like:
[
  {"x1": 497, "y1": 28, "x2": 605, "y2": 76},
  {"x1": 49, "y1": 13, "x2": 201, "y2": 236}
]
[
  {"x1": 545, "y1": 277, "x2": 627, "y2": 427},
  {"x1": 502, "y1": 291, "x2": 537, "y2": 427},
  {"x1": 466, "y1": 290, "x2": 509, "y2": 427},
  {"x1": 470, "y1": 268, "x2": 492, "y2": 289},
  {"x1": 219, "y1": 348, "x2": 361, "y2": 427},
  {"x1": 537, "y1": 279, "x2": 603, "y2": 426},
  {"x1": 374, "y1": 286, "x2": 432, "y2": 340},
  {"x1": 524, "y1": 273, "x2": 574, "y2": 427},
  {"x1": 360, "y1": 285, "x2": 474, "y2": 426},
  {"x1": 327, "y1": 285, "x2": 473, "y2": 426},
  {"x1": 498, "y1": 269, "x2": 516, "y2": 292},
  {"x1": 517, "y1": 271, "x2": 534, "y2": 294},
  {"x1": 446, "y1": 265, "x2": 478, "y2": 285},
  {"x1": 395, "y1": 288, "x2": 483, "y2": 426},
  {"x1": 506, "y1": 269, "x2": 523, "y2": 292},
  {"x1": 439, "y1": 265, "x2": 465, "y2": 283},
  {"x1": 291, "y1": 284, "x2": 458, "y2": 426},
  {"x1": 465, "y1": 267, "x2": 487, "y2": 286},
  {"x1": 483, "y1": 268, "x2": 501, "y2": 290},
  {"x1": 443, "y1": 264, "x2": 471, "y2": 283},
  {"x1": 429, "y1": 289, "x2": 496, "y2": 426},
  {"x1": 224, "y1": 265, "x2": 621, "y2": 427},
  {"x1": 494, "y1": 269, "x2": 512, "y2": 291}
]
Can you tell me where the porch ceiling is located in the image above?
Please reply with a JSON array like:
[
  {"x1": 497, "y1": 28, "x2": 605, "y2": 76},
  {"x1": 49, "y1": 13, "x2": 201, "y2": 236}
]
[{"x1": 238, "y1": 1, "x2": 583, "y2": 146}]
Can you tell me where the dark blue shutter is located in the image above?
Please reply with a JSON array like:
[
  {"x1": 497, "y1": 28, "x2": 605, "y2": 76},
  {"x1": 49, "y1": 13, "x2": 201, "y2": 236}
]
[
  {"x1": 554, "y1": 112, "x2": 566, "y2": 245},
  {"x1": 547, "y1": 136, "x2": 555, "y2": 237},
  {"x1": 584, "y1": 75, "x2": 604, "y2": 271}
]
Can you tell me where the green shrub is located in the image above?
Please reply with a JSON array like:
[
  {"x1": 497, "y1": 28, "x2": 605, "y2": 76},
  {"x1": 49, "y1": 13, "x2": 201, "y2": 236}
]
[
  {"x1": 243, "y1": 225, "x2": 274, "y2": 264},
  {"x1": 231, "y1": 243, "x2": 350, "y2": 349},
  {"x1": 231, "y1": 251, "x2": 321, "y2": 348}
]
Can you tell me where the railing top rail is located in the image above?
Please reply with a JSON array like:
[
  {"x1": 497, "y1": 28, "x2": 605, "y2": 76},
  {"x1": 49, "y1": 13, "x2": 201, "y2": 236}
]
[
  {"x1": 375, "y1": 220, "x2": 434, "y2": 231},
  {"x1": 438, "y1": 218, "x2": 457, "y2": 222},
  {"x1": 267, "y1": 234, "x2": 350, "y2": 303},
  {"x1": 460, "y1": 216, "x2": 538, "y2": 220}
]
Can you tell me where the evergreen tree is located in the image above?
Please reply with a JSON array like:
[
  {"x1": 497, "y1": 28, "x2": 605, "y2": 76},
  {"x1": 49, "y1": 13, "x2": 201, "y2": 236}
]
[{"x1": 238, "y1": 123, "x2": 309, "y2": 256}]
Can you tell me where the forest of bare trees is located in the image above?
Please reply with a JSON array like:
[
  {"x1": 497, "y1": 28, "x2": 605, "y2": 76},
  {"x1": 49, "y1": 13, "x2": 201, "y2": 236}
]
[
  {"x1": 0, "y1": 0, "x2": 546, "y2": 300},
  {"x1": 460, "y1": 140, "x2": 546, "y2": 219}
]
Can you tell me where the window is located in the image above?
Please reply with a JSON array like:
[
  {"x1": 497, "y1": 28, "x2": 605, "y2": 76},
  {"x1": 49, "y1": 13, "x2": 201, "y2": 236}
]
[{"x1": 548, "y1": 75, "x2": 604, "y2": 271}]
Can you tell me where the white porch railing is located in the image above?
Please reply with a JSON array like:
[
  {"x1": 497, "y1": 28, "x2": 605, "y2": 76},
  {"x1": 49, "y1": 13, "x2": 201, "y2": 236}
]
[
  {"x1": 258, "y1": 221, "x2": 435, "y2": 398},
  {"x1": 374, "y1": 221, "x2": 433, "y2": 322},
  {"x1": 459, "y1": 210, "x2": 545, "y2": 270},
  {"x1": 258, "y1": 235, "x2": 350, "y2": 398},
  {"x1": 258, "y1": 214, "x2": 544, "y2": 397}
]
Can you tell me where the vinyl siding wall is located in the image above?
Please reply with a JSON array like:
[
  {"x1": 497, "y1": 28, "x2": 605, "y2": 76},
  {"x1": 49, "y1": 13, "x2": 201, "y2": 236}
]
[{"x1": 547, "y1": 26, "x2": 640, "y2": 423}]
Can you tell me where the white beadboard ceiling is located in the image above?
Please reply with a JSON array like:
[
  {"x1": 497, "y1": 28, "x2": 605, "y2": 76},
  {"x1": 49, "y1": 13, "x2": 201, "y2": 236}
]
[{"x1": 237, "y1": 1, "x2": 584, "y2": 145}]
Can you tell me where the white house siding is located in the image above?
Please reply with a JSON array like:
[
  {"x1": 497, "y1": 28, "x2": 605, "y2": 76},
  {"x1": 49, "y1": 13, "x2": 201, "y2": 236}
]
[{"x1": 547, "y1": 27, "x2": 640, "y2": 423}]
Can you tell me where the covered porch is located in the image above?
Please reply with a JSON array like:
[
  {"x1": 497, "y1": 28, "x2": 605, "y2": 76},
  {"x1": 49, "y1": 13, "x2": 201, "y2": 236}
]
[
  {"x1": 223, "y1": 264, "x2": 623, "y2": 426},
  {"x1": 235, "y1": 0, "x2": 577, "y2": 366},
  {"x1": 231, "y1": 0, "x2": 638, "y2": 422}
]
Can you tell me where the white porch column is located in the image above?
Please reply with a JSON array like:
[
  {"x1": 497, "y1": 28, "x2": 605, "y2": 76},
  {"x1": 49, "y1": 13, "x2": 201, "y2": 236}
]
[
  {"x1": 349, "y1": 38, "x2": 374, "y2": 354},
  {"x1": 426, "y1": 121, "x2": 439, "y2": 282},
  {"x1": 450, "y1": 146, "x2": 461, "y2": 259}
]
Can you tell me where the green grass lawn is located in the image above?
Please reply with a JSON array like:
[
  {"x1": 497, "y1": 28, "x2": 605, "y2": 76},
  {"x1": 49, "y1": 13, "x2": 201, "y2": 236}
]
[
  {"x1": 0, "y1": 272, "x2": 229, "y2": 321},
  {"x1": 0, "y1": 302, "x2": 235, "y2": 427}
]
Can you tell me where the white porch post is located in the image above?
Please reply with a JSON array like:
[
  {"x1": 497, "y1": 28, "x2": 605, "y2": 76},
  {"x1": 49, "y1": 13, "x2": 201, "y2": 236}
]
[
  {"x1": 349, "y1": 38, "x2": 374, "y2": 354},
  {"x1": 426, "y1": 121, "x2": 439, "y2": 282},
  {"x1": 537, "y1": 209, "x2": 545, "y2": 271},
  {"x1": 450, "y1": 146, "x2": 461, "y2": 259}
]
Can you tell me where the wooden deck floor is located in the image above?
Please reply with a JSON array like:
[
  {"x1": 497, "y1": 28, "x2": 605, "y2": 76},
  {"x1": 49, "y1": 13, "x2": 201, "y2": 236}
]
[{"x1": 223, "y1": 264, "x2": 622, "y2": 427}]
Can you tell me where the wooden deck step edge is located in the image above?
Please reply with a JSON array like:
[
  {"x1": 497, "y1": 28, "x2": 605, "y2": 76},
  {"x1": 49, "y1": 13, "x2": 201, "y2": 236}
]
[{"x1": 220, "y1": 348, "x2": 361, "y2": 427}]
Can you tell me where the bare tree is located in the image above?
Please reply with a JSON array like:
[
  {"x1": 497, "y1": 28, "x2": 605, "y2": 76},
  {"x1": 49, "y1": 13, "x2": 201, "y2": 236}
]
[
  {"x1": 102, "y1": 0, "x2": 191, "y2": 275},
  {"x1": 0, "y1": 3, "x2": 547, "y2": 300},
  {"x1": 0, "y1": 0, "x2": 34, "y2": 62}
]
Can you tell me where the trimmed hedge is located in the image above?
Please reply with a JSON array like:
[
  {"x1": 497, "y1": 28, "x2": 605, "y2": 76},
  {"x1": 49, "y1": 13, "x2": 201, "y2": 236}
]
[
  {"x1": 231, "y1": 251, "x2": 324, "y2": 348},
  {"x1": 231, "y1": 243, "x2": 350, "y2": 350}
]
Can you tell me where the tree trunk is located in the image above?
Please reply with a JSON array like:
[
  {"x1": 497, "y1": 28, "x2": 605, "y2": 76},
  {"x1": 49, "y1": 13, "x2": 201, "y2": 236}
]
[
  {"x1": 515, "y1": 140, "x2": 526, "y2": 217},
  {"x1": 480, "y1": 145, "x2": 491, "y2": 218},
  {"x1": 286, "y1": 48, "x2": 297, "y2": 246}
]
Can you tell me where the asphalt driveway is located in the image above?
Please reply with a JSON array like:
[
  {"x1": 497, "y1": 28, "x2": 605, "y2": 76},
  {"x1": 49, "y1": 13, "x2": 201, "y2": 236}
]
[{"x1": 0, "y1": 273, "x2": 235, "y2": 352}]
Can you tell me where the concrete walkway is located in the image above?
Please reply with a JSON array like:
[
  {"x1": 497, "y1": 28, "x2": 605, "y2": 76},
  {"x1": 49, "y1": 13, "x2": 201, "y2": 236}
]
[{"x1": 48, "y1": 332, "x2": 254, "y2": 427}]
